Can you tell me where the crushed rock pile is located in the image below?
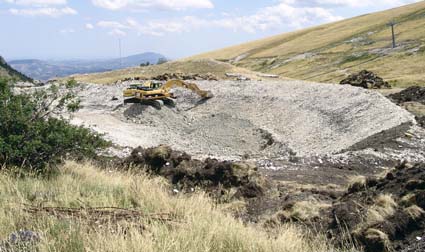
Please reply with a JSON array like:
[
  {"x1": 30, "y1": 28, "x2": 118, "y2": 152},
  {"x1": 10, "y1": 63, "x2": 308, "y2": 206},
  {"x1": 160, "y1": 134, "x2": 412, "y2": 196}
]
[
  {"x1": 124, "y1": 145, "x2": 267, "y2": 198},
  {"x1": 340, "y1": 70, "x2": 391, "y2": 89},
  {"x1": 152, "y1": 73, "x2": 218, "y2": 81},
  {"x1": 73, "y1": 80, "x2": 415, "y2": 159},
  {"x1": 389, "y1": 86, "x2": 425, "y2": 105},
  {"x1": 119, "y1": 73, "x2": 219, "y2": 83},
  {"x1": 327, "y1": 162, "x2": 425, "y2": 252}
]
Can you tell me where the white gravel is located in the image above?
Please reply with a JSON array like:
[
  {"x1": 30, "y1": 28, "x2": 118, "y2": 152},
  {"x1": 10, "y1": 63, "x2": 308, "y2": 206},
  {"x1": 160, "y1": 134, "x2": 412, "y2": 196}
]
[{"x1": 71, "y1": 80, "x2": 415, "y2": 160}]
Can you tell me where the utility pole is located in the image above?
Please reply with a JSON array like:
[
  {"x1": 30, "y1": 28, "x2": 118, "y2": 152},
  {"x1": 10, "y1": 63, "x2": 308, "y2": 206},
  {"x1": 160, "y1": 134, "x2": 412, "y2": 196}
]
[
  {"x1": 388, "y1": 21, "x2": 396, "y2": 48},
  {"x1": 119, "y1": 38, "x2": 122, "y2": 68}
]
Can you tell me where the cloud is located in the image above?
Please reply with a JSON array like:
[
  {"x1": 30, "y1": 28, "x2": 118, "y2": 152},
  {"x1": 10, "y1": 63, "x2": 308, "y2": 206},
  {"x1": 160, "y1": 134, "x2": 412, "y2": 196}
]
[
  {"x1": 86, "y1": 23, "x2": 94, "y2": 29},
  {"x1": 93, "y1": 0, "x2": 420, "y2": 37},
  {"x1": 3, "y1": 0, "x2": 66, "y2": 6},
  {"x1": 9, "y1": 6, "x2": 77, "y2": 17},
  {"x1": 91, "y1": 0, "x2": 214, "y2": 11},
  {"x1": 96, "y1": 3, "x2": 342, "y2": 37},
  {"x1": 280, "y1": 0, "x2": 421, "y2": 8},
  {"x1": 60, "y1": 28, "x2": 75, "y2": 34},
  {"x1": 211, "y1": 3, "x2": 343, "y2": 33},
  {"x1": 97, "y1": 20, "x2": 130, "y2": 29},
  {"x1": 108, "y1": 29, "x2": 127, "y2": 37}
]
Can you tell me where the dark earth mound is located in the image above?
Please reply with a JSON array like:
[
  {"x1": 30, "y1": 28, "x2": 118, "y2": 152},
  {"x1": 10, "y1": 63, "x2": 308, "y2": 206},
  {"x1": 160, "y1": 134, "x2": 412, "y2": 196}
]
[
  {"x1": 389, "y1": 86, "x2": 425, "y2": 105},
  {"x1": 327, "y1": 162, "x2": 425, "y2": 252},
  {"x1": 340, "y1": 70, "x2": 391, "y2": 89},
  {"x1": 124, "y1": 145, "x2": 266, "y2": 199}
]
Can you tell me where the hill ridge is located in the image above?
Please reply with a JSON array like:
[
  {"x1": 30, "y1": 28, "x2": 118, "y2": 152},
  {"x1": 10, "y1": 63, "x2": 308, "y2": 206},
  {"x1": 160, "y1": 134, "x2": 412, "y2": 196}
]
[{"x1": 188, "y1": 1, "x2": 425, "y2": 87}]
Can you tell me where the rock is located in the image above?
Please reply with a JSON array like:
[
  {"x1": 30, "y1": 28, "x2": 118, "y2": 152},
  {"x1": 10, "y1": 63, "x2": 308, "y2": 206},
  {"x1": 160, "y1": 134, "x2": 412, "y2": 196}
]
[
  {"x1": 8, "y1": 230, "x2": 40, "y2": 244},
  {"x1": 0, "y1": 230, "x2": 40, "y2": 252},
  {"x1": 340, "y1": 70, "x2": 391, "y2": 89}
]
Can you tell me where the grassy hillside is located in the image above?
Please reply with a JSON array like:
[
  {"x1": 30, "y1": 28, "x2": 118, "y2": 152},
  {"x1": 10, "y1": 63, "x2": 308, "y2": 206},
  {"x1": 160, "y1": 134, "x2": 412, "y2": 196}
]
[
  {"x1": 189, "y1": 1, "x2": 425, "y2": 87},
  {"x1": 0, "y1": 161, "x2": 355, "y2": 252},
  {"x1": 0, "y1": 56, "x2": 32, "y2": 82}
]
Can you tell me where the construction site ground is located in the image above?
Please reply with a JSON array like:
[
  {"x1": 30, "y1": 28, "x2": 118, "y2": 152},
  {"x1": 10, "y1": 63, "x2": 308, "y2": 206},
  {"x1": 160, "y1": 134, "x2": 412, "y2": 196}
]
[{"x1": 70, "y1": 80, "x2": 425, "y2": 188}]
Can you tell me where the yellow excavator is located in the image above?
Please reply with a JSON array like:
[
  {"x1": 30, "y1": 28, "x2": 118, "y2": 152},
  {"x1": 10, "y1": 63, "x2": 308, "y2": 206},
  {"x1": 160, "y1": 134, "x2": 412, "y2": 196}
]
[{"x1": 123, "y1": 79, "x2": 213, "y2": 106}]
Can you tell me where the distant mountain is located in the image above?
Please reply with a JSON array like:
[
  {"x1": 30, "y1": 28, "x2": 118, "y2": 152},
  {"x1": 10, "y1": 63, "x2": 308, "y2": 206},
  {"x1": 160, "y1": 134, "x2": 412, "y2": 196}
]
[
  {"x1": 10, "y1": 52, "x2": 166, "y2": 81},
  {"x1": 0, "y1": 56, "x2": 32, "y2": 82}
]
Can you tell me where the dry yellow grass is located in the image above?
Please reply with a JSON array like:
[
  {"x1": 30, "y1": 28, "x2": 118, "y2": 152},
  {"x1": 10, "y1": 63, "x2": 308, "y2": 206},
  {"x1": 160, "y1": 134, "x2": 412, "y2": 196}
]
[
  {"x1": 290, "y1": 200, "x2": 332, "y2": 221},
  {"x1": 0, "y1": 161, "x2": 357, "y2": 252},
  {"x1": 188, "y1": 1, "x2": 425, "y2": 87},
  {"x1": 347, "y1": 175, "x2": 367, "y2": 192},
  {"x1": 404, "y1": 205, "x2": 425, "y2": 219},
  {"x1": 366, "y1": 194, "x2": 397, "y2": 226}
]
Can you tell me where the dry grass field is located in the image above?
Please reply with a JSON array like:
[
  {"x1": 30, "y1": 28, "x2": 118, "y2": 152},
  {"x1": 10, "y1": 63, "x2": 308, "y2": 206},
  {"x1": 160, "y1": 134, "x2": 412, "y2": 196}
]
[{"x1": 0, "y1": 161, "x2": 357, "y2": 252}]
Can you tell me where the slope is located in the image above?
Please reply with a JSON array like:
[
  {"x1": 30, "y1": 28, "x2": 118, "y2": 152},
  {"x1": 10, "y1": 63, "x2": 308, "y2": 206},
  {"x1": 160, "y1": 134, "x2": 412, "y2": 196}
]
[
  {"x1": 0, "y1": 56, "x2": 32, "y2": 82},
  {"x1": 189, "y1": 1, "x2": 425, "y2": 87}
]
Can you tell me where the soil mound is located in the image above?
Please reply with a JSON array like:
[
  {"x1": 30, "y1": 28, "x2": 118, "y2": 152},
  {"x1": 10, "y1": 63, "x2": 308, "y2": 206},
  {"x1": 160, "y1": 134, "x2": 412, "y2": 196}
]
[
  {"x1": 328, "y1": 162, "x2": 425, "y2": 252},
  {"x1": 389, "y1": 86, "x2": 425, "y2": 105},
  {"x1": 152, "y1": 73, "x2": 218, "y2": 81},
  {"x1": 340, "y1": 70, "x2": 391, "y2": 89},
  {"x1": 124, "y1": 145, "x2": 267, "y2": 199}
]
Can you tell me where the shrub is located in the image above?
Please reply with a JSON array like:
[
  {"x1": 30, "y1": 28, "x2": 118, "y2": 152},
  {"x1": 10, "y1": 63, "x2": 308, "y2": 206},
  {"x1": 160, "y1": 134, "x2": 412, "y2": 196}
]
[{"x1": 0, "y1": 78, "x2": 109, "y2": 173}]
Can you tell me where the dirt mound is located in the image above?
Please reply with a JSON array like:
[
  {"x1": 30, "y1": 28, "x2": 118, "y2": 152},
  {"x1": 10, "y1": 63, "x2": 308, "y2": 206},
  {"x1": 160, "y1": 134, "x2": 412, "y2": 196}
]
[
  {"x1": 152, "y1": 72, "x2": 218, "y2": 81},
  {"x1": 120, "y1": 73, "x2": 219, "y2": 82},
  {"x1": 389, "y1": 86, "x2": 425, "y2": 105},
  {"x1": 340, "y1": 70, "x2": 391, "y2": 89},
  {"x1": 327, "y1": 162, "x2": 425, "y2": 252},
  {"x1": 124, "y1": 145, "x2": 267, "y2": 199}
]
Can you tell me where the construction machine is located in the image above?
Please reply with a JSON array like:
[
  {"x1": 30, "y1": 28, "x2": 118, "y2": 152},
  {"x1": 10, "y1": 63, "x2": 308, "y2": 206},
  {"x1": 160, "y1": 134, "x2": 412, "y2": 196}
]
[{"x1": 123, "y1": 80, "x2": 213, "y2": 106}]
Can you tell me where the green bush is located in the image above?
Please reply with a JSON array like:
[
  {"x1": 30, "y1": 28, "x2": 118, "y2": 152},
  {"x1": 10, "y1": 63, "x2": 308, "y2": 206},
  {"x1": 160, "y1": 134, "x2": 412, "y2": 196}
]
[{"x1": 0, "y1": 78, "x2": 109, "y2": 173}]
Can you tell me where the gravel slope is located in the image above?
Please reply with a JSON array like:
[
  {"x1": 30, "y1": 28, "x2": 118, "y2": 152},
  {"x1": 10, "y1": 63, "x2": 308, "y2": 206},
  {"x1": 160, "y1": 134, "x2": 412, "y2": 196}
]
[{"x1": 72, "y1": 80, "x2": 415, "y2": 160}]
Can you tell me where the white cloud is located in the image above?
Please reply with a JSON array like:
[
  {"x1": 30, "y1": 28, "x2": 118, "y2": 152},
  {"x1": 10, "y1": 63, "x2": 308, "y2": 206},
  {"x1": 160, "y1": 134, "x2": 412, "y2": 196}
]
[
  {"x1": 91, "y1": 0, "x2": 214, "y2": 11},
  {"x1": 211, "y1": 3, "x2": 343, "y2": 33},
  {"x1": 93, "y1": 0, "x2": 420, "y2": 37},
  {"x1": 96, "y1": 3, "x2": 343, "y2": 37},
  {"x1": 281, "y1": 0, "x2": 421, "y2": 8},
  {"x1": 3, "y1": 0, "x2": 66, "y2": 6},
  {"x1": 9, "y1": 6, "x2": 77, "y2": 17},
  {"x1": 86, "y1": 23, "x2": 94, "y2": 29},
  {"x1": 108, "y1": 28, "x2": 127, "y2": 37},
  {"x1": 97, "y1": 20, "x2": 130, "y2": 29},
  {"x1": 60, "y1": 28, "x2": 75, "y2": 34}
]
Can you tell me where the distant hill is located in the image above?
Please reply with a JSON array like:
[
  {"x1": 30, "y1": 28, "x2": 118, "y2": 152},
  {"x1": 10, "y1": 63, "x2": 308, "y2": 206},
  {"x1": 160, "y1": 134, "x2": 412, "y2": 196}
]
[
  {"x1": 189, "y1": 1, "x2": 425, "y2": 87},
  {"x1": 0, "y1": 56, "x2": 32, "y2": 82},
  {"x1": 10, "y1": 52, "x2": 166, "y2": 81}
]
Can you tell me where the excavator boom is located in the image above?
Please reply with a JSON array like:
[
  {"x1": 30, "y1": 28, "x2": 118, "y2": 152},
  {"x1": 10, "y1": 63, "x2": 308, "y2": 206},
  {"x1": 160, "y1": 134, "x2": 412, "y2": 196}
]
[{"x1": 161, "y1": 80, "x2": 214, "y2": 99}]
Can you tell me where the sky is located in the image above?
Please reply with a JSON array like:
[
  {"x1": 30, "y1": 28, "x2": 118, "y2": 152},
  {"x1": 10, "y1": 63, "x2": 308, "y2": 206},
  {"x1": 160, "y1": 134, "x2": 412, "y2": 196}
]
[{"x1": 0, "y1": 0, "x2": 422, "y2": 60}]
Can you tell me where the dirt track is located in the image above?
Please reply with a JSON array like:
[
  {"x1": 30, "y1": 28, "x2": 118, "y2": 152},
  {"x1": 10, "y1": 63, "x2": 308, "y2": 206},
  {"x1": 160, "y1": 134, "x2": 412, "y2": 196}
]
[{"x1": 71, "y1": 80, "x2": 416, "y2": 162}]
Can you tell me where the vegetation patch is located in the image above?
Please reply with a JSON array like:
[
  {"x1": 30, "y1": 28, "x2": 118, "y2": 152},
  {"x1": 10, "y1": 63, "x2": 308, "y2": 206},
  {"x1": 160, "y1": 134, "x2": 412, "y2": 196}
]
[
  {"x1": 339, "y1": 52, "x2": 373, "y2": 65},
  {"x1": 0, "y1": 78, "x2": 109, "y2": 173}
]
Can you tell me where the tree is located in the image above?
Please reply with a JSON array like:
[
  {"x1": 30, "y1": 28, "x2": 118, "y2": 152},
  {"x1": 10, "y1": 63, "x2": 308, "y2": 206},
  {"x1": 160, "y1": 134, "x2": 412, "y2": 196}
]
[{"x1": 0, "y1": 78, "x2": 109, "y2": 173}]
